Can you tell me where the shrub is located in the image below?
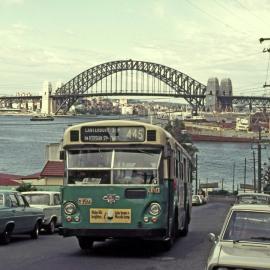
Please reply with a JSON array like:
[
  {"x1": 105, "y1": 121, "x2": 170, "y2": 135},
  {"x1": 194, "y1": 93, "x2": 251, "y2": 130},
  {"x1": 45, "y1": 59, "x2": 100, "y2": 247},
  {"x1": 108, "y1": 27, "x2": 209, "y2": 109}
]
[{"x1": 16, "y1": 182, "x2": 37, "y2": 192}]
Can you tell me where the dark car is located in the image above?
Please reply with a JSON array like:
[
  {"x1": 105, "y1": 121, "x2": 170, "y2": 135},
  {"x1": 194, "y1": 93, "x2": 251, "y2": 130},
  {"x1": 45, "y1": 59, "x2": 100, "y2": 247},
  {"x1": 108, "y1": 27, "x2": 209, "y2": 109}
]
[{"x1": 0, "y1": 190, "x2": 44, "y2": 244}]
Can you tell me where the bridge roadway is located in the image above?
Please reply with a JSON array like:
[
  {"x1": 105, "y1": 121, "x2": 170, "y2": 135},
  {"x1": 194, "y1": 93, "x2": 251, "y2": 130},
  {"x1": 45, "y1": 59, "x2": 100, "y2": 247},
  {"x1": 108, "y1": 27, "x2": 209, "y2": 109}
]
[
  {"x1": 2, "y1": 94, "x2": 270, "y2": 109},
  {"x1": 0, "y1": 197, "x2": 233, "y2": 270}
]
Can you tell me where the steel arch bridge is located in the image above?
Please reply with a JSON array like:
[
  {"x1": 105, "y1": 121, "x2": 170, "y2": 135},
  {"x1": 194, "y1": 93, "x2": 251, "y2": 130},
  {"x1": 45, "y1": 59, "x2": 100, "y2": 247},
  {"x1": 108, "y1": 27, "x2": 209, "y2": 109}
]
[{"x1": 54, "y1": 59, "x2": 207, "y2": 114}]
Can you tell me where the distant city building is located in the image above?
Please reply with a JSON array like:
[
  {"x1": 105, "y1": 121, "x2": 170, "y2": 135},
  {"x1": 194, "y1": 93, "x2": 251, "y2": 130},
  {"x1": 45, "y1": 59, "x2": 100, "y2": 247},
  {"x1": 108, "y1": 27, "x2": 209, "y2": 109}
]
[{"x1": 121, "y1": 105, "x2": 133, "y2": 115}]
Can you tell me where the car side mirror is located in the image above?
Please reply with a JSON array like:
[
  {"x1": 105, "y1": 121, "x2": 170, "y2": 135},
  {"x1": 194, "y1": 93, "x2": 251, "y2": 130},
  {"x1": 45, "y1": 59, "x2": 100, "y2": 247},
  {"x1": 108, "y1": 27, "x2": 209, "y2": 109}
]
[{"x1": 208, "y1": 233, "x2": 218, "y2": 243}]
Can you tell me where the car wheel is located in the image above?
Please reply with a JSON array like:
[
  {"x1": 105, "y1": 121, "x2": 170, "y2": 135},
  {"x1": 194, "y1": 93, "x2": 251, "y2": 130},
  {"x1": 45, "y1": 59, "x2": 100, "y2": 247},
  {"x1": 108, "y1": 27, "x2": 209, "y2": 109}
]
[
  {"x1": 0, "y1": 229, "x2": 11, "y2": 245},
  {"x1": 30, "y1": 222, "x2": 40, "y2": 239},
  {"x1": 47, "y1": 220, "x2": 56, "y2": 234},
  {"x1": 77, "y1": 237, "x2": 94, "y2": 250}
]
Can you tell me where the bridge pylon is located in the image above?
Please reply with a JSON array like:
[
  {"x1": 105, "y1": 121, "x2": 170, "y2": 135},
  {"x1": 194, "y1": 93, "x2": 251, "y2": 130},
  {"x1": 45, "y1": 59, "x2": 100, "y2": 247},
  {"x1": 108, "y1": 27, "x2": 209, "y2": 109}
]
[{"x1": 41, "y1": 81, "x2": 53, "y2": 115}]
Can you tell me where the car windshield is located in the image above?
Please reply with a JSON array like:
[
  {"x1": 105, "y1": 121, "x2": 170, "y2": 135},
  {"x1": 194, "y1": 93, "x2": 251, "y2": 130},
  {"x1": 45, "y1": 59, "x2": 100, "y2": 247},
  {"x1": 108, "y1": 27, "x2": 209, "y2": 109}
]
[
  {"x1": 237, "y1": 195, "x2": 270, "y2": 205},
  {"x1": 223, "y1": 211, "x2": 270, "y2": 243},
  {"x1": 24, "y1": 194, "x2": 50, "y2": 205},
  {"x1": 67, "y1": 149, "x2": 161, "y2": 185},
  {"x1": 0, "y1": 194, "x2": 3, "y2": 207}
]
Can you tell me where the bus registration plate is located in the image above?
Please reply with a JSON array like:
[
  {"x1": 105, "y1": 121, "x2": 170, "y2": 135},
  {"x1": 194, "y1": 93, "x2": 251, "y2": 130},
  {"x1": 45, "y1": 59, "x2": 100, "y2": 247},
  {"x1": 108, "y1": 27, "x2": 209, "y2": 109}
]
[{"x1": 90, "y1": 208, "x2": 131, "y2": 224}]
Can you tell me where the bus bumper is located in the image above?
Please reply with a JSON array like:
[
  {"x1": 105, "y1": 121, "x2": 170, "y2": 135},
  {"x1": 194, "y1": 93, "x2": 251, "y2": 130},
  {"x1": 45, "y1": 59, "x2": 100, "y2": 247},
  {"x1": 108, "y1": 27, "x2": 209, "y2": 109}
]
[{"x1": 59, "y1": 227, "x2": 166, "y2": 239}]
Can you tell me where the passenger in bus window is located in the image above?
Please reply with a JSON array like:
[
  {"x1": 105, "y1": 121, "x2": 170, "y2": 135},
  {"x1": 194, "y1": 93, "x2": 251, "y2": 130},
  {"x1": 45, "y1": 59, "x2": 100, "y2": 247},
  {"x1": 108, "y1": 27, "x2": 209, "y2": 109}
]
[{"x1": 131, "y1": 170, "x2": 145, "y2": 184}]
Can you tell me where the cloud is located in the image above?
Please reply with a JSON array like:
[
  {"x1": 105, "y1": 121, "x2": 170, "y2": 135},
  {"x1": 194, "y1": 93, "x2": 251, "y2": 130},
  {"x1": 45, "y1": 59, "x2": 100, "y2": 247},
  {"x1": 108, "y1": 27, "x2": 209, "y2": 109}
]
[
  {"x1": 0, "y1": 0, "x2": 24, "y2": 5},
  {"x1": 152, "y1": 0, "x2": 166, "y2": 18}
]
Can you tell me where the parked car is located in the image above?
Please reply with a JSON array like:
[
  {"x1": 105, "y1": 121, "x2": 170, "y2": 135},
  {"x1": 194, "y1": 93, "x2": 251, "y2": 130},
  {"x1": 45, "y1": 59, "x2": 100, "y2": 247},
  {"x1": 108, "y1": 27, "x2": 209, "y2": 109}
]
[
  {"x1": 22, "y1": 191, "x2": 61, "y2": 234},
  {"x1": 192, "y1": 195, "x2": 203, "y2": 205},
  {"x1": 199, "y1": 194, "x2": 207, "y2": 204},
  {"x1": 235, "y1": 192, "x2": 270, "y2": 205},
  {"x1": 0, "y1": 190, "x2": 44, "y2": 245},
  {"x1": 206, "y1": 204, "x2": 270, "y2": 270}
]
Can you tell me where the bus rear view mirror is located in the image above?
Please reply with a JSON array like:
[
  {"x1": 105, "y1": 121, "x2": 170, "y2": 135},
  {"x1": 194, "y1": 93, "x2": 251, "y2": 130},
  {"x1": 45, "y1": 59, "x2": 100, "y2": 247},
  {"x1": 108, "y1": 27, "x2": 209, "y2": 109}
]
[
  {"x1": 59, "y1": 150, "x2": 65, "y2": 160},
  {"x1": 164, "y1": 143, "x2": 172, "y2": 159}
]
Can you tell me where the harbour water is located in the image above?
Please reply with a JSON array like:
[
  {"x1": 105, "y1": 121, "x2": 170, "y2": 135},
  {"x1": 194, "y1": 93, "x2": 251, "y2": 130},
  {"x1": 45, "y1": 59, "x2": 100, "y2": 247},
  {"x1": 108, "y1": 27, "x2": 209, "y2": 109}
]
[{"x1": 0, "y1": 115, "x2": 269, "y2": 191}]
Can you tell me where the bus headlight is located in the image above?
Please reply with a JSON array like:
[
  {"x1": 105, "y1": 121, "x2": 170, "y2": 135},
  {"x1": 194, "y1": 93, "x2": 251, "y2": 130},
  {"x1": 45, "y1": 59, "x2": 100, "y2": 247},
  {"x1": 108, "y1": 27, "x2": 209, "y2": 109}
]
[
  {"x1": 64, "y1": 202, "x2": 77, "y2": 215},
  {"x1": 149, "y1": 203, "x2": 161, "y2": 216}
]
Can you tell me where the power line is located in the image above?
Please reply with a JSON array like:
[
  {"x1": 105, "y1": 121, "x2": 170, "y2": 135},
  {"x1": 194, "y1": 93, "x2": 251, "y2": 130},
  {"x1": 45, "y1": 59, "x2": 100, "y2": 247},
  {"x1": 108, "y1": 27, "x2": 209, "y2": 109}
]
[
  {"x1": 185, "y1": 0, "x2": 252, "y2": 37},
  {"x1": 235, "y1": 0, "x2": 270, "y2": 29},
  {"x1": 213, "y1": 0, "x2": 262, "y2": 33}
]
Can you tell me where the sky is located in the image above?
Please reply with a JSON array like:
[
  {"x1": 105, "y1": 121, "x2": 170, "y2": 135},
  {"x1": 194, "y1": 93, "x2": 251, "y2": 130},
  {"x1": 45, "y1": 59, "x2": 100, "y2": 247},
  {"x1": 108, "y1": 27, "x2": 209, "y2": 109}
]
[{"x1": 0, "y1": 0, "x2": 270, "y2": 97}]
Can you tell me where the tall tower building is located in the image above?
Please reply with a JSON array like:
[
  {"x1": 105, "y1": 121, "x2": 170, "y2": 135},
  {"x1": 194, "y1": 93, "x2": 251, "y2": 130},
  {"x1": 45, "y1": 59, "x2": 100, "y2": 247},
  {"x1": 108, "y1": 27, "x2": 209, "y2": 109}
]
[
  {"x1": 205, "y1": 77, "x2": 219, "y2": 112},
  {"x1": 220, "y1": 78, "x2": 232, "y2": 96},
  {"x1": 220, "y1": 78, "x2": 233, "y2": 110}
]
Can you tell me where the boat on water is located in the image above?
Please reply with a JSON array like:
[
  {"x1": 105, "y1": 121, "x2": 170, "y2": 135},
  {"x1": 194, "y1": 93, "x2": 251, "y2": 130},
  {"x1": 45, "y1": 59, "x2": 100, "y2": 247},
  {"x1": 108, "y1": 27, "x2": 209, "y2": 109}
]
[
  {"x1": 30, "y1": 115, "x2": 54, "y2": 121},
  {"x1": 185, "y1": 122, "x2": 266, "y2": 143},
  {"x1": 190, "y1": 132, "x2": 257, "y2": 143}
]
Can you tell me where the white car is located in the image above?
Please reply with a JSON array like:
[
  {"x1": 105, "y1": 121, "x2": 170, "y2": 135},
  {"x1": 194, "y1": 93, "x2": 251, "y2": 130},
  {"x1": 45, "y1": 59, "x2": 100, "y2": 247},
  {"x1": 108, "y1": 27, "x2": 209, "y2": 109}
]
[
  {"x1": 192, "y1": 195, "x2": 203, "y2": 205},
  {"x1": 206, "y1": 204, "x2": 270, "y2": 270},
  {"x1": 235, "y1": 192, "x2": 270, "y2": 205},
  {"x1": 22, "y1": 191, "x2": 61, "y2": 234}
]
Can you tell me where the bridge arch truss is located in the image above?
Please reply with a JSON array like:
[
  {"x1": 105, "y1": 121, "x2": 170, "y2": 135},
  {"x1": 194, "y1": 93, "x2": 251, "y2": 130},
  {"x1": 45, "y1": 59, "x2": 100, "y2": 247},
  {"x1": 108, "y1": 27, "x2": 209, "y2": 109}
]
[{"x1": 54, "y1": 60, "x2": 207, "y2": 114}]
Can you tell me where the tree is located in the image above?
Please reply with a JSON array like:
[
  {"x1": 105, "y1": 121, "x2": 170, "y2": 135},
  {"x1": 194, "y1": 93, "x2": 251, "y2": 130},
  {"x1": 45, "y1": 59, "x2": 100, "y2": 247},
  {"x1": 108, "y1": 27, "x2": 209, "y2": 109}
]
[
  {"x1": 16, "y1": 182, "x2": 37, "y2": 192},
  {"x1": 164, "y1": 119, "x2": 198, "y2": 156}
]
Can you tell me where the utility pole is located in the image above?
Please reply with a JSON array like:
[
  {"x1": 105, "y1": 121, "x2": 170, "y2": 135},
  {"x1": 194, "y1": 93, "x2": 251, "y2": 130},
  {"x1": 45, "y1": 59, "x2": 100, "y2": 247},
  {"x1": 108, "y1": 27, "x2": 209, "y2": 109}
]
[
  {"x1": 232, "y1": 162, "x2": 235, "y2": 193},
  {"x1": 244, "y1": 157, "x2": 247, "y2": 193},
  {"x1": 195, "y1": 154, "x2": 198, "y2": 195},
  {"x1": 251, "y1": 127, "x2": 265, "y2": 193},
  {"x1": 221, "y1": 178, "x2": 224, "y2": 191},
  {"x1": 259, "y1": 38, "x2": 270, "y2": 43},
  {"x1": 258, "y1": 127, "x2": 262, "y2": 193},
  {"x1": 259, "y1": 38, "x2": 270, "y2": 88},
  {"x1": 206, "y1": 177, "x2": 208, "y2": 197},
  {"x1": 253, "y1": 150, "x2": 256, "y2": 192}
]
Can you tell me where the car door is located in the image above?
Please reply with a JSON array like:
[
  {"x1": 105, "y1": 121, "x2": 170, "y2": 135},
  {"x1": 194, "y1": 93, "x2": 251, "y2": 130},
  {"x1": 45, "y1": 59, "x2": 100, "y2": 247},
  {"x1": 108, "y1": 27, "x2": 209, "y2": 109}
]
[
  {"x1": 0, "y1": 193, "x2": 13, "y2": 234},
  {"x1": 16, "y1": 194, "x2": 33, "y2": 233},
  {"x1": 20, "y1": 194, "x2": 40, "y2": 232},
  {"x1": 53, "y1": 193, "x2": 61, "y2": 224},
  {"x1": 7, "y1": 193, "x2": 22, "y2": 233}
]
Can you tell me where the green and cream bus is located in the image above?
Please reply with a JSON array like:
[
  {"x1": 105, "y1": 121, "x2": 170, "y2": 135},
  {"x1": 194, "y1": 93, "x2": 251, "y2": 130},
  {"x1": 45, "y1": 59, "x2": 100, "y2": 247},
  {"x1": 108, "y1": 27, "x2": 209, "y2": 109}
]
[{"x1": 59, "y1": 120, "x2": 194, "y2": 250}]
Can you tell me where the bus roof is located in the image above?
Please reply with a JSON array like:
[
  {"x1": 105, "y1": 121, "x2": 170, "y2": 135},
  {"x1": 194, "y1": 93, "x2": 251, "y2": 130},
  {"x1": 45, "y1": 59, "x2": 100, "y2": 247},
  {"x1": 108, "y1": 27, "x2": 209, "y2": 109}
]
[{"x1": 62, "y1": 120, "x2": 193, "y2": 161}]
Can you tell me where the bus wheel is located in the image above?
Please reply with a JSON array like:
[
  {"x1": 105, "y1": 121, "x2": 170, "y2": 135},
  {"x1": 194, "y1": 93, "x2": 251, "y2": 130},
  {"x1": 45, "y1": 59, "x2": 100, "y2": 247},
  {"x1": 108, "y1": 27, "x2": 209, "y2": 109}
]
[
  {"x1": 77, "y1": 237, "x2": 93, "y2": 250},
  {"x1": 179, "y1": 213, "x2": 189, "y2": 237}
]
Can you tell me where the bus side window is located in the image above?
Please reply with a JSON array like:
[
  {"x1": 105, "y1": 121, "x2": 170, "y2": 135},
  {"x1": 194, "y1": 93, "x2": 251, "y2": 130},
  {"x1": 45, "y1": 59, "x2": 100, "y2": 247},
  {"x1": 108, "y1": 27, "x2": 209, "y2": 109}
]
[
  {"x1": 175, "y1": 159, "x2": 178, "y2": 178},
  {"x1": 183, "y1": 158, "x2": 187, "y2": 182}
]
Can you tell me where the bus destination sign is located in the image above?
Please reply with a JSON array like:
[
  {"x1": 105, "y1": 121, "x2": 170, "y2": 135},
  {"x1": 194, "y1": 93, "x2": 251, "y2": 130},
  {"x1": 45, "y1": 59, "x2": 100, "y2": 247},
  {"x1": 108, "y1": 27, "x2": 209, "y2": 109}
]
[{"x1": 81, "y1": 126, "x2": 145, "y2": 142}]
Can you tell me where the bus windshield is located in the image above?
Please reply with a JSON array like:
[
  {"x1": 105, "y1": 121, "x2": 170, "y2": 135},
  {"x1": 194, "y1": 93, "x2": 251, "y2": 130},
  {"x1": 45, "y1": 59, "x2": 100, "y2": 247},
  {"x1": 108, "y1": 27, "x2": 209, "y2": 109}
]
[{"x1": 67, "y1": 149, "x2": 161, "y2": 185}]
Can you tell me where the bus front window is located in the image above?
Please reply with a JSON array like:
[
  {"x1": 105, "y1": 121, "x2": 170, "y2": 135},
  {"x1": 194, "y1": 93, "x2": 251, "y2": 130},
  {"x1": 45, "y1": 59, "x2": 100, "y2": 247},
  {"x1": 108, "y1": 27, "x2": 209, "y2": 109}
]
[
  {"x1": 68, "y1": 170, "x2": 111, "y2": 184},
  {"x1": 113, "y1": 149, "x2": 160, "y2": 185},
  {"x1": 68, "y1": 150, "x2": 112, "y2": 168},
  {"x1": 66, "y1": 149, "x2": 161, "y2": 185},
  {"x1": 113, "y1": 169, "x2": 158, "y2": 184}
]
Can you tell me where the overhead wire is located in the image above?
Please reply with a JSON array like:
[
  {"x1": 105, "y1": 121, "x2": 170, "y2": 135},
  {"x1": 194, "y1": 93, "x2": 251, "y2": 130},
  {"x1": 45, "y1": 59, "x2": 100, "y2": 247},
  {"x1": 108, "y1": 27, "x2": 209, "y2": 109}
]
[
  {"x1": 213, "y1": 0, "x2": 263, "y2": 33},
  {"x1": 185, "y1": 0, "x2": 253, "y2": 37},
  {"x1": 235, "y1": 0, "x2": 270, "y2": 29}
]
